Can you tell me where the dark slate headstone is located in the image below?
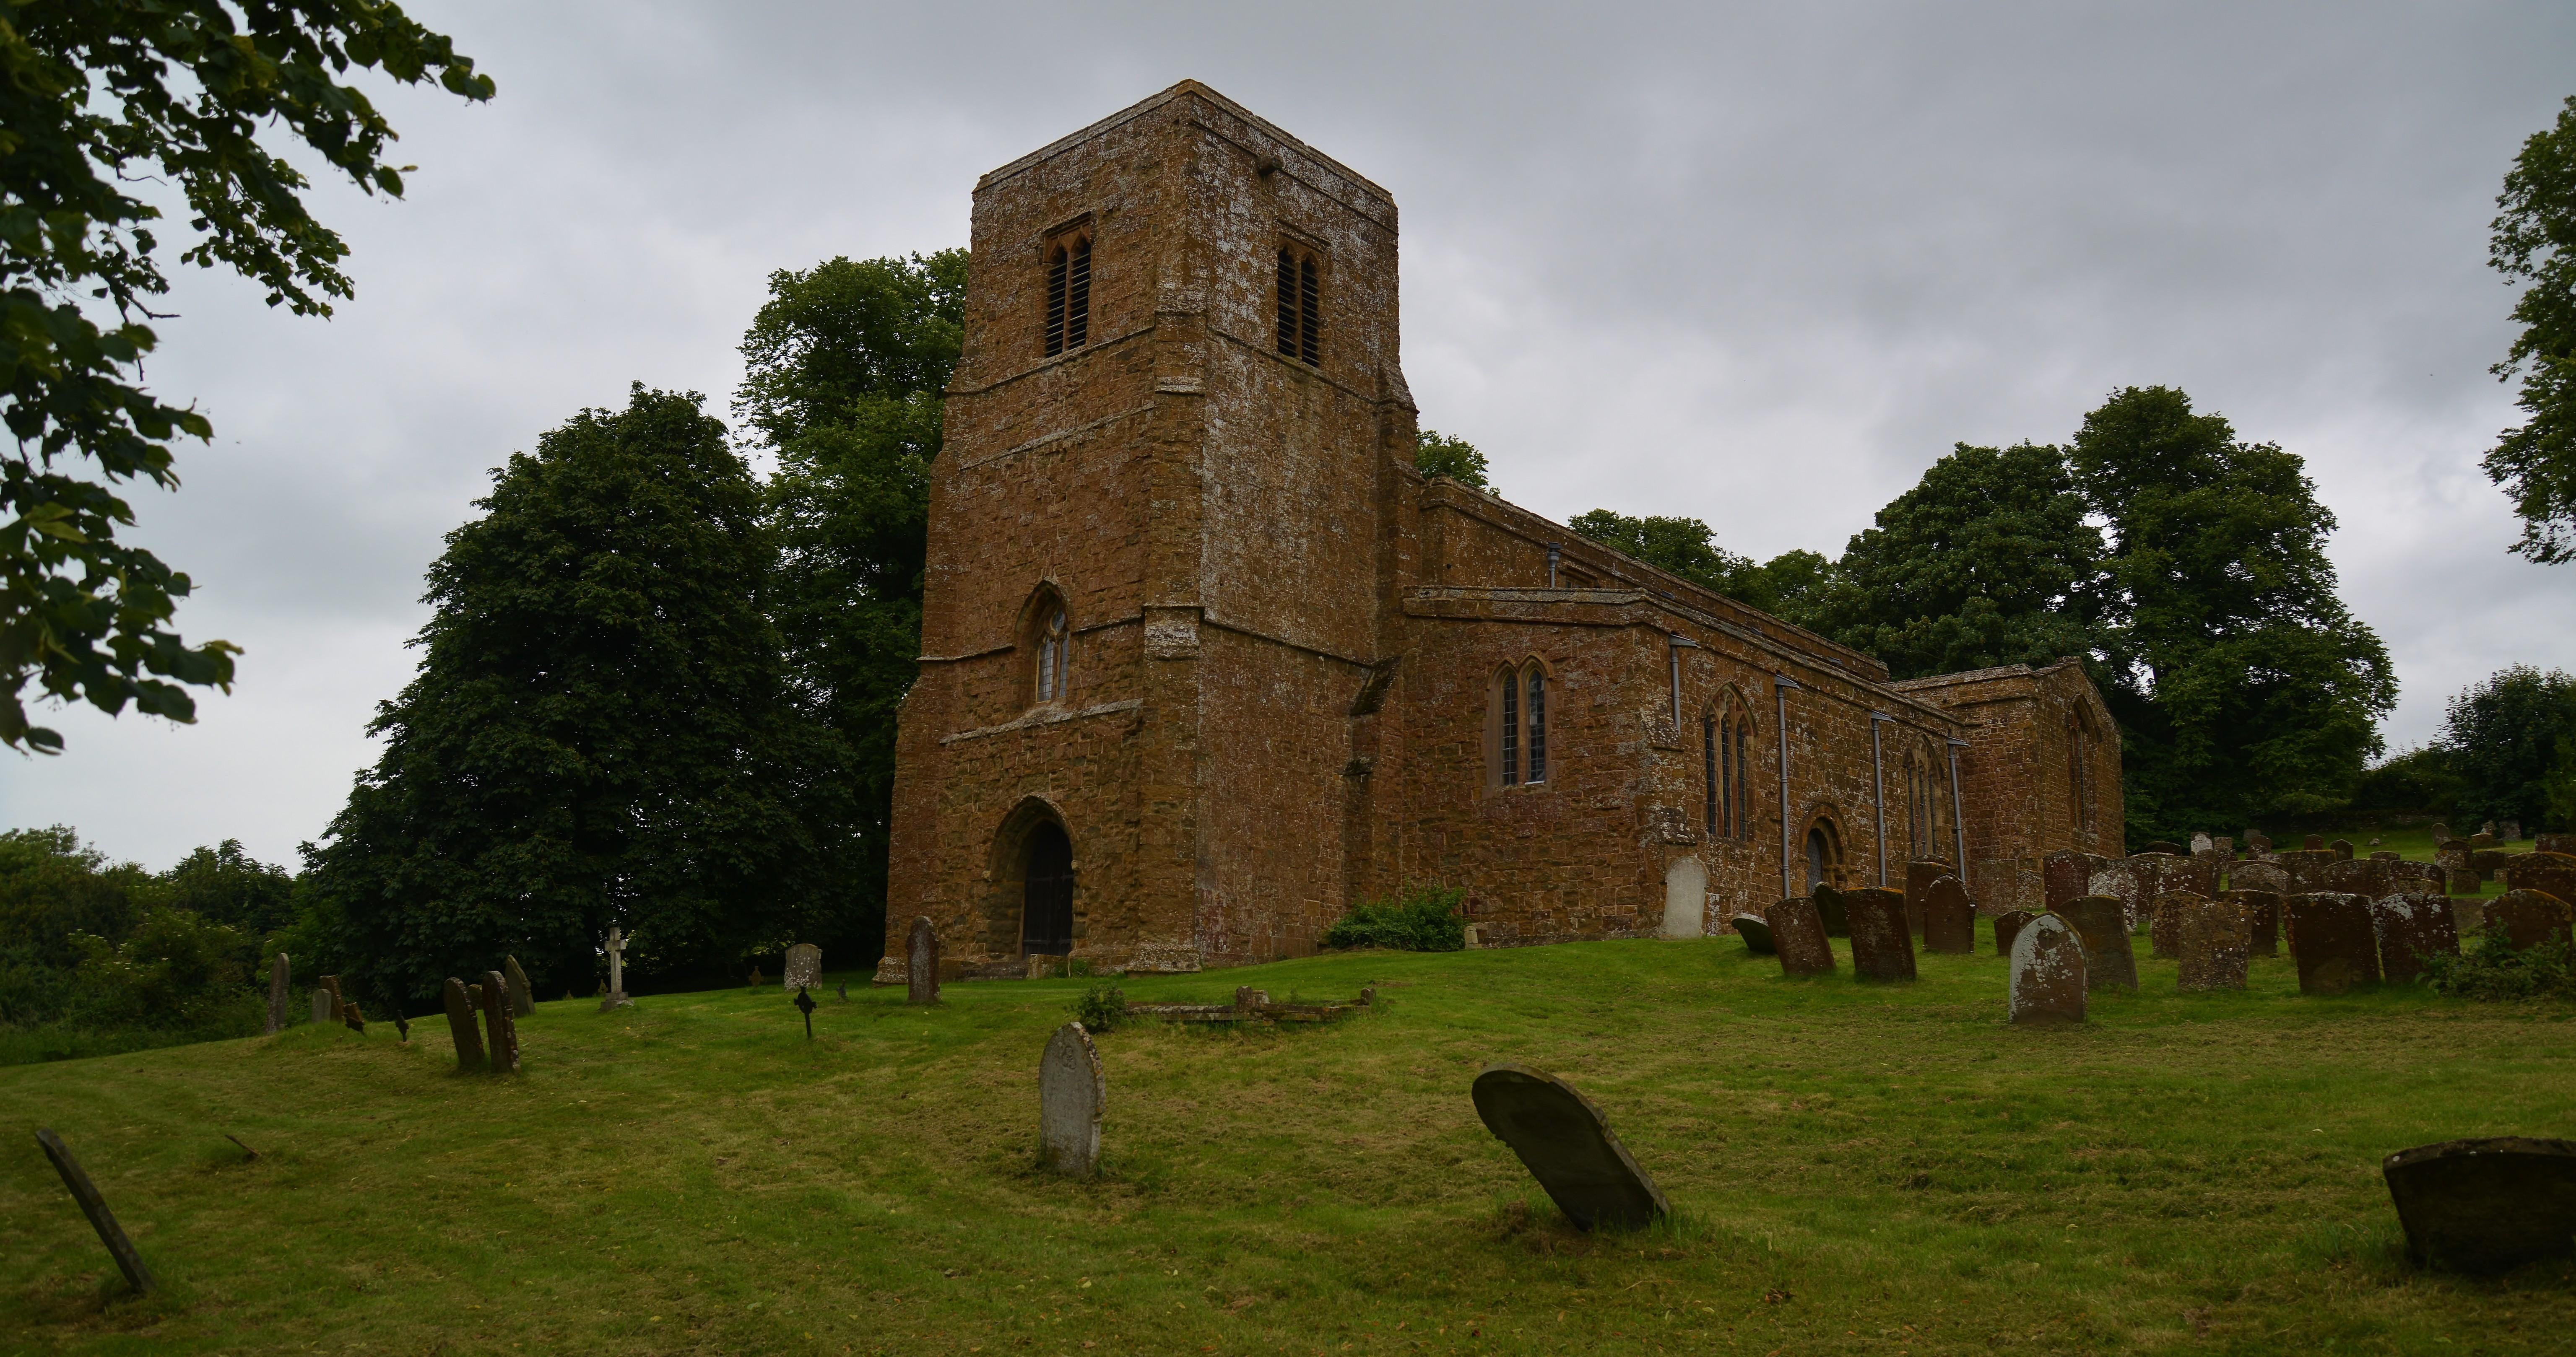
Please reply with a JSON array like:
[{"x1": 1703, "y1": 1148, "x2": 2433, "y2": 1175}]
[
  {"x1": 2372, "y1": 893, "x2": 2460, "y2": 986},
  {"x1": 2501, "y1": 851, "x2": 2576, "y2": 908},
  {"x1": 2059, "y1": 896, "x2": 2138, "y2": 992},
  {"x1": 479, "y1": 969, "x2": 521, "y2": 1072},
  {"x1": 2007, "y1": 913, "x2": 2085, "y2": 1025},
  {"x1": 2043, "y1": 851, "x2": 2093, "y2": 912},
  {"x1": 443, "y1": 976, "x2": 486, "y2": 1073},
  {"x1": 1919, "y1": 874, "x2": 1974, "y2": 955},
  {"x1": 2329, "y1": 838, "x2": 2355, "y2": 861},
  {"x1": 1992, "y1": 908, "x2": 2038, "y2": 959},
  {"x1": 504, "y1": 955, "x2": 535, "y2": 1019},
  {"x1": 1844, "y1": 887, "x2": 1916, "y2": 982},
  {"x1": 1471, "y1": 1065, "x2": 1671, "y2": 1232},
  {"x1": 2226, "y1": 888, "x2": 2283, "y2": 957},
  {"x1": 1765, "y1": 898, "x2": 1834, "y2": 978},
  {"x1": 2287, "y1": 893, "x2": 2380, "y2": 995},
  {"x1": 1039, "y1": 1022, "x2": 1105, "y2": 1178},
  {"x1": 1729, "y1": 914, "x2": 1775, "y2": 955},
  {"x1": 2304, "y1": 834, "x2": 2326, "y2": 851},
  {"x1": 2487, "y1": 890, "x2": 2574, "y2": 952},
  {"x1": 1903, "y1": 859, "x2": 1945, "y2": 937},
  {"x1": 1810, "y1": 885, "x2": 1849, "y2": 938},
  {"x1": 2382, "y1": 1137, "x2": 2576, "y2": 1274},
  {"x1": 2149, "y1": 890, "x2": 2207, "y2": 960},
  {"x1": 906, "y1": 916, "x2": 941, "y2": 1006},
  {"x1": 266, "y1": 953, "x2": 289, "y2": 1035},
  {"x1": 2175, "y1": 895, "x2": 2250, "y2": 991}
]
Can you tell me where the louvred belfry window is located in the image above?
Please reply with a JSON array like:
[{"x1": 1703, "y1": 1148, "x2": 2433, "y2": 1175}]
[
  {"x1": 1275, "y1": 244, "x2": 1321, "y2": 366},
  {"x1": 1045, "y1": 230, "x2": 1091, "y2": 358}
]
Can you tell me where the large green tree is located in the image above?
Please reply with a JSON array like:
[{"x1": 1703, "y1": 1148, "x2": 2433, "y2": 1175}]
[
  {"x1": 736, "y1": 252, "x2": 966, "y2": 967},
  {"x1": 1562, "y1": 509, "x2": 1824, "y2": 619},
  {"x1": 2070, "y1": 387, "x2": 2396, "y2": 841},
  {"x1": 2, "y1": 2, "x2": 490, "y2": 753},
  {"x1": 2438, "y1": 664, "x2": 2576, "y2": 832},
  {"x1": 305, "y1": 387, "x2": 821, "y2": 1009},
  {"x1": 2484, "y1": 94, "x2": 2576, "y2": 563}
]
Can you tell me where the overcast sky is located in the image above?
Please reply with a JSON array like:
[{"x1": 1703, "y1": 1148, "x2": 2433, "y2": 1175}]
[{"x1": 9, "y1": 2, "x2": 2573, "y2": 870}]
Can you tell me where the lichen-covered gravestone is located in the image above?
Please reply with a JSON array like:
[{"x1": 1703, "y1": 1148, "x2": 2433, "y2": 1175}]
[
  {"x1": 479, "y1": 970, "x2": 521, "y2": 1072},
  {"x1": 2175, "y1": 896, "x2": 2251, "y2": 991},
  {"x1": 2058, "y1": 896, "x2": 2137, "y2": 992},
  {"x1": 443, "y1": 977, "x2": 486, "y2": 1073},
  {"x1": 1919, "y1": 874, "x2": 1974, "y2": 955},
  {"x1": 2382, "y1": 1137, "x2": 2576, "y2": 1274},
  {"x1": 1038, "y1": 1022, "x2": 1105, "y2": 1178},
  {"x1": 2371, "y1": 894, "x2": 2460, "y2": 986},
  {"x1": 2007, "y1": 913, "x2": 2085, "y2": 1025},
  {"x1": 906, "y1": 917, "x2": 941, "y2": 1005},
  {"x1": 1844, "y1": 887, "x2": 1916, "y2": 982},
  {"x1": 504, "y1": 955, "x2": 535, "y2": 1018},
  {"x1": 2086, "y1": 860, "x2": 2148, "y2": 931},
  {"x1": 2226, "y1": 889, "x2": 2284, "y2": 957},
  {"x1": 783, "y1": 943, "x2": 822, "y2": 992},
  {"x1": 1992, "y1": 909, "x2": 2037, "y2": 959},
  {"x1": 2487, "y1": 890, "x2": 2574, "y2": 951},
  {"x1": 2501, "y1": 851, "x2": 2576, "y2": 908},
  {"x1": 1764, "y1": 898, "x2": 1834, "y2": 978},
  {"x1": 1903, "y1": 859, "x2": 1946, "y2": 937},
  {"x1": 1729, "y1": 914, "x2": 1775, "y2": 955},
  {"x1": 2287, "y1": 894, "x2": 2380, "y2": 995},
  {"x1": 2149, "y1": 890, "x2": 2207, "y2": 959},
  {"x1": 1810, "y1": 885, "x2": 1850, "y2": 938},
  {"x1": 2043, "y1": 850, "x2": 2093, "y2": 913},
  {"x1": 1471, "y1": 1064, "x2": 1670, "y2": 1231},
  {"x1": 266, "y1": 953, "x2": 289, "y2": 1035}
]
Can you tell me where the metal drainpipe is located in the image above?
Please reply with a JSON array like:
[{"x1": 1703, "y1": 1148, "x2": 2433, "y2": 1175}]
[
  {"x1": 1946, "y1": 738, "x2": 1970, "y2": 897},
  {"x1": 1870, "y1": 713, "x2": 1894, "y2": 887},
  {"x1": 1547, "y1": 542, "x2": 1561, "y2": 589},
  {"x1": 1667, "y1": 634, "x2": 1698, "y2": 727},
  {"x1": 1774, "y1": 675, "x2": 1801, "y2": 899}
]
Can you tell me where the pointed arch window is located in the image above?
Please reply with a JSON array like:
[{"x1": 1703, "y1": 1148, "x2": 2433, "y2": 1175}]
[
  {"x1": 1489, "y1": 660, "x2": 1554, "y2": 789},
  {"x1": 1031, "y1": 605, "x2": 1069, "y2": 706},
  {"x1": 1707, "y1": 704, "x2": 1755, "y2": 841},
  {"x1": 1045, "y1": 228, "x2": 1092, "y2": 358},
  {"x1": 1275, "y1": 244, "x2": 1321, "y2": 366}
]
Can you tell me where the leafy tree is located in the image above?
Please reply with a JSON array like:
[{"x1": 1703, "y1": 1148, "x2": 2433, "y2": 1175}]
[
  {"x1": 2438, "y1": 664, "x2": 2576, "y2": 831},
  {"x1": 159, "y1": 839, "x2": 295, "y2": 941},
  {"x1": 1414, "y1": 429, "x2": 1490, "y2": 488},
  {"x1": 67, "y1": 906, "x2": 257, "y2": 1033},
  {"x1": 1562, "y1": 509, "x2": 1814, "y2": 613},
  {"x1": 1816, "y1": 443, "x2": 2110, "y2": 680},
  {"x1": 2484, "y1": 94, "x2": 2576, "y2": 563},
  {"x1": 3, "y1": 3, "x2": 491, "y2": 754},
  {"x1": 304, "y1": 387, "x2": 819, "y2": 1009},
  {"x1": 2069, "y1": 387, "x2": 2396, "y2": 842},
  {"x1": 0, "y1": 825, "x2": 151, "y2": 1025},
  {"x1": 739, "y1": 253, "x2": 966, "y2": 965},
  {"x1": 2350, "y1": 745, "x2": 2467, "y2": 818}
]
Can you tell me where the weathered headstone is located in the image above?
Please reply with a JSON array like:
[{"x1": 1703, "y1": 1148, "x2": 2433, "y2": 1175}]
[
  {"x1": 443, "y1": 976, "x2": 486, "y2": 1073},
  {"x1": 2431, "y1": 821, "x2": 2451, "y2": 843},
  {"x1": 2007, "y1": 913, "x2": 2086, "y2": 1025},
  {"x1": 480, "y1": 969, "x2": 520, "y2": 1072},
  {"x1": 2471, "y1": 831, "x2": 2498, "y2": 850},
  {"x1": 2059, "y1": 896, "x2": 2138, "y2": 992},
  {"x1": 34, "y1": 1128, "x2": 154, "y2": 1294},
  {"x1": 341, "y1": 1001, "x2": 364, "y2": 1033},
  {"x1": 2382, "y1": 1137, "x2": 2576, "y2": 1274},
  {"x1": 2246, "y1": 833, "x2": 2273, "y2": 854},
  {"x1": 2371, "y1": 849, "x2": 2399, "y2": 861},
  {"x1": 2371, "y1": 893, "x2": 2460, "y2": 986},
  {"x1": 2448, "y1": 866, "x2": 2485, "y2": 895},
  {"x1": 1919, "y1": 874, "x2": 1974, "y2": 955},
  {"x1": 1038, "y1": 1022, "x2": 1105, "y2": 1178},
  {"x1": 2190, "y1": 832, "x2": 2214, "y2": 855},
  {"x1": 2501, "y1": 820, "x2": 2523, "y2": 843},
  {"x1": 599, "y1": 926, "x2": 633, "y2": 1010},
  {"x1": 2487, "y1": 890, "x2": 2574, "y2": 952},
  {"x1": 784, "y1": 943, "x2": 822, "y2": 992},
  {"x1": 2304, "y1": 834, "x2": 2326, "y2": 851},
  {"x1": 1729, "y1": 914, "x2": 1775, "y2": 954},
  {"x1": 2329, "y1": 838, "x2": 2355, "y2": 861},
  {"x1": 906, "y1": 916, "x2": 941, "y2": 1005},
  {"x1": 2149, "y1": 890, "x2": 2207, "y2": 960},
  {"x1": 1993, "y1": 908, "x2": 2037, "y2": 958},
  {"x1": 504, "y1": 955, "x2": 535, "y2": 1018},
  {"x1": 2140, "y1": 839, "x2": 2183, "y2": 856},
  {"x1": 2226, "y1": 888, "x2": 2283, "y2": 957},
  {"x1": 2501, "y1": 851, "x2": 2576, "y2": 907},
  {"x1": 2228, "y1": 861, "x2": 2291, "y2": 897},
  {"x1": 2175, "y1": 895, "x2": 2251, "y2": 991},
  {"x1": 311, "y1": 988, "x2": 335, "y2": 1025},
  {"x1": 2043, "y1": 850, "x2": 2093, "y2": 912},
  {"x1": 2539, "y1": 833, "x2": 2576, "y2": 856},
  {"x1": 2287, "y1": 893, "x2": 2381, "y2": 995},
  {"x1": 2086, "y1": 859, "x2": 2149, "y2": 930},
  {"x1": 266, "y1": 952, "x2": 289, "y2": 1035},
  {"x1": 1903, "y1": 859, "x2": 1945, "y2": 937},
  {"x1": 1810, "y1": 885, "x2": 1849, "y2": 938},
  {"x1": 1470, "y1": 1064, "x2": 1670, "y2": 1230},
  {"x1": 1764, "y1": 898, "x2": 1834, "y2": 978},
  {"x1": 2482, "y1": 820, "x2": 2498, "y2": 837},
  {"x1": 1844, "y1": 887, "x2": 1916, "y2": 982}
]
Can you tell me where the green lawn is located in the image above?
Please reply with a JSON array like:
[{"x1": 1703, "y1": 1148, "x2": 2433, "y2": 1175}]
[{"x1": 6, "y1": 929, "x2": 2574, "y2": 1356}]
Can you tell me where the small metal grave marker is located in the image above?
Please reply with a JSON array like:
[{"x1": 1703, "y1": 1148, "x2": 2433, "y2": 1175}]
[
  {"x1": 795, "y1": 985, "x2": 817, "y2": 1039},
  {"x1": 35, "y1": 1128, "x2": 153, "y2": 1294}
]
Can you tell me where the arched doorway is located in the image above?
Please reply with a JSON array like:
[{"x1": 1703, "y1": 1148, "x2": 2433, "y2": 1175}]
[
  {"x1": 1804, "y1": 819, "x2": 1843, "y2": 894},
  {"x1": 1021, "y1": 822, "x2": 1074, "y2": 957},
  {"x1": 1662, "y1": 858, "x2": 1707, "y2": 939}
]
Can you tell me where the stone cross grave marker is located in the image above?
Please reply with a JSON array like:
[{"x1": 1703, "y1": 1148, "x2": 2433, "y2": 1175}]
[
  {"x1": 504, "y1": 955, "x2": 535, "y2": 1018},
  {"x1": 1729, "y1": 914, "x2": 1774, "y2": 954},
  {"x1": 2287, "y1": 894, "x2": 2381, "y2": 995},
  {"x1": 2059, "y1": 896, "x2": 2138, "y2": 992},
  {"x1": 1992, "y1": 908, "x2": 2037, "y2": 959},
  {"x1": 2149, "y1": 890, "x2": 2207, "y2": 959},
  {"x1": 2487, "y1": 890, "x2": 2573, "y2": 951},
  {"x1": 600, "y1": 926, "x2": 633, "y2": 1010},
  {"x1": 2372, "y1": 894, "x2": 2460, "y2": 985},
  {"x1": 266, "y1": 953, "x2": 288, "y2": 1034},
  {"x1": 2383, "y1": 1136, "x2": 2576, "y2": 1274},
  {"x1": 1920, "y1": 874, "x2": 1974, "y2": 955},
  {"x1": 1471, "y1": 1064, "x2": 1670, "y2": 1231},
  {"x1": 1845, "y1": 887, "x2": 1916, "y2": 981},
  {"x1": 2226, "y1": 889, "x2": 2283, "y2": 957},
  {"x1": 1039, "y1": 1022, "x2": 1105, "y2": 1178},
  {"x1": 2175, "y1": 895, "x2": 2251, "y2": 991},
  {"x1": 907, "y1": 916, "x2": 941, "y2": 1005},
  {"x1": 444, "y1": 977, "x2": 485, "y2": 1072},
  {"x1": 35, "y1": 1128, "x2": 153, "y2": 1294},
  {"x1": 479, "y1": 969, "x2": 521, "y2": 1072},
  {"x1": 1764, "y1": 898, "x2": 1833, "y2": 977},
  {"x1": 2007, "y1": 913, "x2": 2085, "y2": 1025},
  {"x1": 784, "y1": 943, "x2": 823, "y2": 992}
]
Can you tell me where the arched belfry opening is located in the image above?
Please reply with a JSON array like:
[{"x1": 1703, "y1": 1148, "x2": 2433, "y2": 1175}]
[{"x1": 1022, "y1": 822, "x2": 1075, "y2": 957}]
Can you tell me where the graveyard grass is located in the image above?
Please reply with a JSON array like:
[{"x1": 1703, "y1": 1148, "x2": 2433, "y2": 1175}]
[{"x1": 7, "y1": 928, "x2": 2576, "y2": 1356}]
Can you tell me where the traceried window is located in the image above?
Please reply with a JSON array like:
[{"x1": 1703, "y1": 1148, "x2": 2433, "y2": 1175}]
[
  {"x1": 1706, "y1": 706, "x2": 1754, "y2": 841},
  {"x1": 1034, "y1": 608, "x2": 1068, "y2": 705},
  {"x1": 1045, "y1": 228, "x2": 1092, "y2": 358},
  {"x1": 1703, "y1": 713, "x2": 1719, "y2": 836},
  {"x1": 1490, "y1": 661, "x2": 1553, "y2": 789},
  {"x1": 1275, "y1": 244, "x2": 1320, "y2": 366},
  {"x1": 1525, "y1": 667, "x2": 1547, "y2": 783}
]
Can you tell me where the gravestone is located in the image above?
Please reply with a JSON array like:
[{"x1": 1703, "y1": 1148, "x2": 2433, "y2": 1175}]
[
  {"x1": 34, "y1": 1128, "x2": 154, "y2": 1295},
  {"x1": 2175, "y1": 895, "x2": 2251, "y2": 991},
  {"x1": 2449, "y1": 867, "x2": 2485, "y2": 896},
  {"x1": 1729, "y1": 914, "x2": 1775, "y2": 954},
  {"x1": 2287, "y1": 894, "x2": 2380, "y2": 995},
  {"x1": 266, "y1": 953, "x2": 289, "y2": 1035},
  {"x1": 906, "y1": 916, "x2": 941, "y2": 1005},
  {"x1": 2431, "y1": 821, "x2": 2451, "y2": 843},
  {"x1": 504, "y1": 955, "x2": 535, "y2": 1018},
  {"x1": 1038, "y1": 1022, "x2": 1105, "y2": 1178},
  {"x1": 2304, "y1": 834, "x2": 2325, "y2": 851},
  {"x1": 2471, "y1": 832, "x2": 2498, "y2": 850},
  {"x1": 2482, "y1": 821, "x2": 2498, "y2": 837},
  {"x1": 2502, "y1": 820, "x2": 2523, "y2": 843},
  {"x1": 311, "y1": 989, "x2": 335, "y2": 1025},
  {"x1": 2141, "y1": 839, "x2": 2183, "y2": 857},
  {"x1": 2086, "y1": 859, "x2": 2149, "y2": 930},
  {"x1": 600, "y1": 926, "x2": 633, "y2": 1010},
  {"x1": 1470, "y1": 1064, "x2": 1671, "y2": 1231},
  {"x1": 479, "y1": 969, "x2": 521, "y2": 1072},
  {"x1": 2329, "y1": 838, "x2": 2355, "y2": 861},
  {"x1": 2371, "y1": 850, "x2": 2399, "y2": 861},
  {"x1": 1764, "y1": 898, "x2": 1834, "y2": 978},
  {"x1": 2501, "y1": 851, "x2": 2576, "y2": 906},
  {"x1": 2227, "y1": 889, "x2": 2284, "y2": 957},
  {"x1": 1919, "y1": 874, "x2": 1974, "y2": 955},
  {"x1": 1992, "y1": 909, "x2": 2038, "y2": 959},
  {"x1": 2148, "y1": 890, "x2": 2207, "y2": 959},
  {"x1": 1844, "y1": 887, "x2": 1916, "y2": 982},
  {"x1": 784, "y1": 943, "x2": 823, "y2": 992},
  {"x1": 2043, "y1": 851, "x2": 2093, "y2": 912},
  {"x1": 1810, "y1": 885, "x2": 1849, "y2": 938},
  {"x1": 2058, "y1": 896, "x2": 2138, "y2": 992},
  {"x1": 2246, "y1": 833, "x2": 2273, "y2": 854},
  {"x1": 2371, "y1": 894, "x2": 2460, "y2": 986},
  {"x1": 2007, "y1": 913, "x2": 2086, "y2": 1025},
  {"x1": 2190, "y1": 832, "x2": 2214, "y2": 855},
  {"x1": 2229, "y1": 861, "x2": 2291, "y2": 897},
  {"x1": 443, "y1": 977, "x2": 486, "y2": 1073},
  {"x1": 2382, "y1": 1137, "x2": 2576, "y2": 1274},
  {"x1": 1903, "y1": 859, "x2": 1946, "y2": 937},
  {"x1": 2487, "y1": 890, "x2": 2574, "y2": 951},
  {"x1": 2539, "y1": 833, "x2": 2576, "y2": 856},
  {"x1": 341, "y1": 1001, "x2": 364, "y2": 1033}
]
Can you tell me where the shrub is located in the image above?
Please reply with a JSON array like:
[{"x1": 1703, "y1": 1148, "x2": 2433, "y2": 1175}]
[
  {"x1": 1323, "y1": 885, "x2": 1467, "y2": 952},
  {"x1": 1073, "y1": 982, "x2": 1124, "y2": 1032},
  {"x1": 2419, "y1": 919, "x2": 2576, "y2": 1001}
]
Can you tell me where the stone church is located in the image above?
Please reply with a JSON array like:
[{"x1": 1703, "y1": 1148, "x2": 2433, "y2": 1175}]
[{"x1": 878, "y1": 81, "x2": 2122, "y2": 980}]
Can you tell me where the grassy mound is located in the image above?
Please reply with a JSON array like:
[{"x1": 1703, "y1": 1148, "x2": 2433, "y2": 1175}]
[{"x1": 5, "y1": 928, "x2": 2574, "y2": 1354}]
